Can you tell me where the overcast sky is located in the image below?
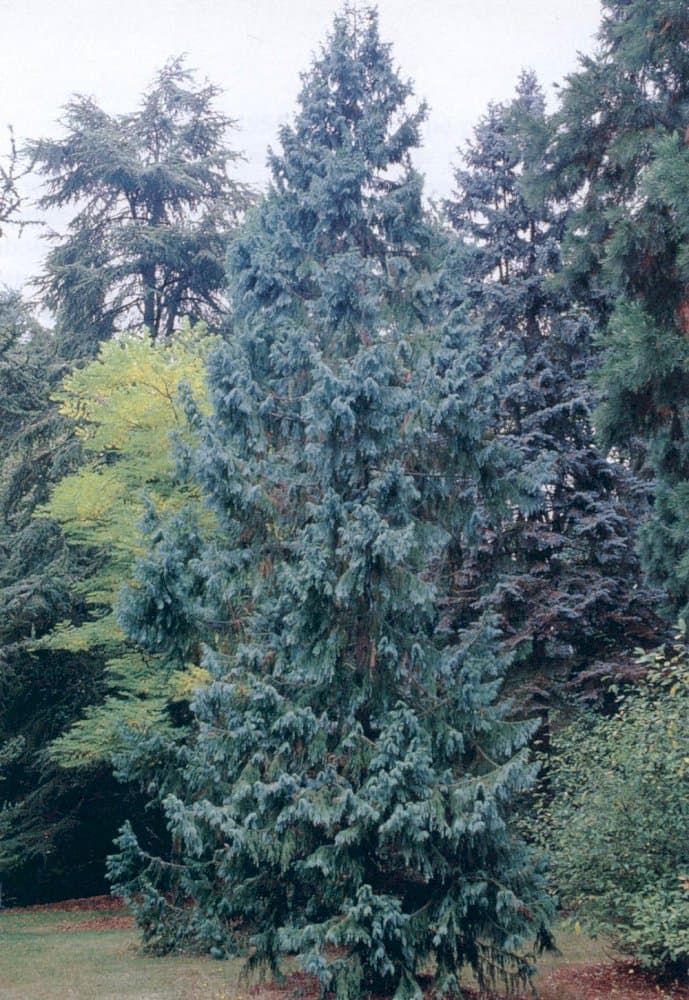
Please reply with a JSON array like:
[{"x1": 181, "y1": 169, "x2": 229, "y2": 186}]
[{"x1": 0, "y1": 0, "x2": 602, "y2": 293}]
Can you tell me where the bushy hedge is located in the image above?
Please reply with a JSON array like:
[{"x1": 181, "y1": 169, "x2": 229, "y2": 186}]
[{"x1": 547, "y1": 633, "x2": 689, "y2": 978}]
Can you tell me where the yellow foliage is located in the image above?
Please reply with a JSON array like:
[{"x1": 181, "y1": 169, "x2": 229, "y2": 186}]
[
  {"x1": 42, "y1": 324, "x2": 219, "y2": 766},
  {"x1": 40, "y1": 325, "x2": 218, "y2": 606},
  {"x1": 170, "y1": 665, "x2": 213, "y2": 700}
]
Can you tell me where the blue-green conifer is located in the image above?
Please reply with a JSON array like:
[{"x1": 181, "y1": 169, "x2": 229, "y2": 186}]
[{"x1": 110, "y1": 10, "x2": 552, "y2": 997}]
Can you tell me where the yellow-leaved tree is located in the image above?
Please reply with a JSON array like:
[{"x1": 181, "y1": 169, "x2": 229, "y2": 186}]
[{"x1": 37, "y1": 326, "x2": 218, "y2": 767}]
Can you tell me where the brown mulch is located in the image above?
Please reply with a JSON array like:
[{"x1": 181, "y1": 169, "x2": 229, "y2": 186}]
[
  {"x1": 6, "y1": 893, "x2": 134, "y2": 932},
  {"x1": 9, "y1": 893, "x2": 126, "y2": 914},
  {"x1": 56, "y1": 913, "x2": 137, "y2": 932},
  {"x1": 248, "y1": 972, "x2": 317, "y2": 999},
  {"x1": 533, "y1": 961, "x2": 689, "y2": 1000},
  {"x1": 250, "y1": 965, "x2": 689, "y2": 1000}
]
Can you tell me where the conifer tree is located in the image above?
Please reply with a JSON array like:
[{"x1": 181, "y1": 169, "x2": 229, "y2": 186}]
[
  {"x1": 110, "y1": 10, "x2": 552, "y2": 997},
  {"x1": 0, "y1": 291, "x2": 124, "y2": 903},
  {"x1": 0, "y1": 128, "x2": 22, "y2": 235},
  {"x1": 552, "y1": 1, "x2": 689, "y2": 613},
  {"x1": 444, "y1": 72, "x2": 661, "y2": 706},
  {"x1": 29, "y1": 58, "x2": 251, "y2": 357}
]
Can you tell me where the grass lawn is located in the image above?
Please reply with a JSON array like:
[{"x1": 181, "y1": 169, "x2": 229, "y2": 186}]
[
  {"x1": 0, "y1": 908, "x2": 246, "y2": 1000},
  {"x1": 0, "y1": 905, "x2": 622, "y2": 1000}
]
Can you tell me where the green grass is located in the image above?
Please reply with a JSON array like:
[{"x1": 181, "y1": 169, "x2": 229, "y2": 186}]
[
  {"x1": 0, "y1": 907, "x2": 611, "y2": 1000},
  {"x1": 538, "y1": 924, "x2": 616, "y2": 974},
  {"x1": 537, "y1": 923, "x2": 611, "y2": 972},
  {"x1": 0, "y1": 910, "x2": 246, "y2": 1000}
]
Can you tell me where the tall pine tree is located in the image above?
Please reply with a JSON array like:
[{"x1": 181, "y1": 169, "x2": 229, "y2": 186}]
[
  {"x1": 110, "y1": 10, "x2": 552, "y2": 998},
  {"x1": 444, "y1": 71, "x2": 661, "y2": 707},
  {"x1": 552, "y1": 0, "x2": 689, "y2": 614}
]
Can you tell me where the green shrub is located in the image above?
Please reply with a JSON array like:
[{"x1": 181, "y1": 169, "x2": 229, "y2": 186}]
[{"x1": 547, "y1": 631, "x2": 689, "y2": 978}]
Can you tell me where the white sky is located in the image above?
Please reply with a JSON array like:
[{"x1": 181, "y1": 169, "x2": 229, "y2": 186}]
[{"x1": 0, "y1": 0, "x2": 602, "y2": 293}]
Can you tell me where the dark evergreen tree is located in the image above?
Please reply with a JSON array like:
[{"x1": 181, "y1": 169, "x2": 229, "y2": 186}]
[
  {"x1": 28, "y1": 57, "x2": 251, "y2": 357},
  {"x1": 110, "y1": 10, "x2": 552, "y2": 998},
  {"x1": 444, "y1": 71, "x2": 662, "y2": 707},
  {"x1": 0, "y1": 291, "x2": 140, "y2": 903},
  {"x1": 552, "y1": 1, "x2": 689, "y2": 614},
  {"x1": 0, "y1": 127, "x2": 22, "y2": 235}
]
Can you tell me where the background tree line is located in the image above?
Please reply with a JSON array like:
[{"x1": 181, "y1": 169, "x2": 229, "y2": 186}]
[{"x1": 1, "y1": 1, "x2": 688, "y2": 994}]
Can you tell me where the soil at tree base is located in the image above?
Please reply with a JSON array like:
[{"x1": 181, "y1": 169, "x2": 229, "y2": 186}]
[{"x1": 254, "y1": 967, "x2": 689, "y2": 1000}]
